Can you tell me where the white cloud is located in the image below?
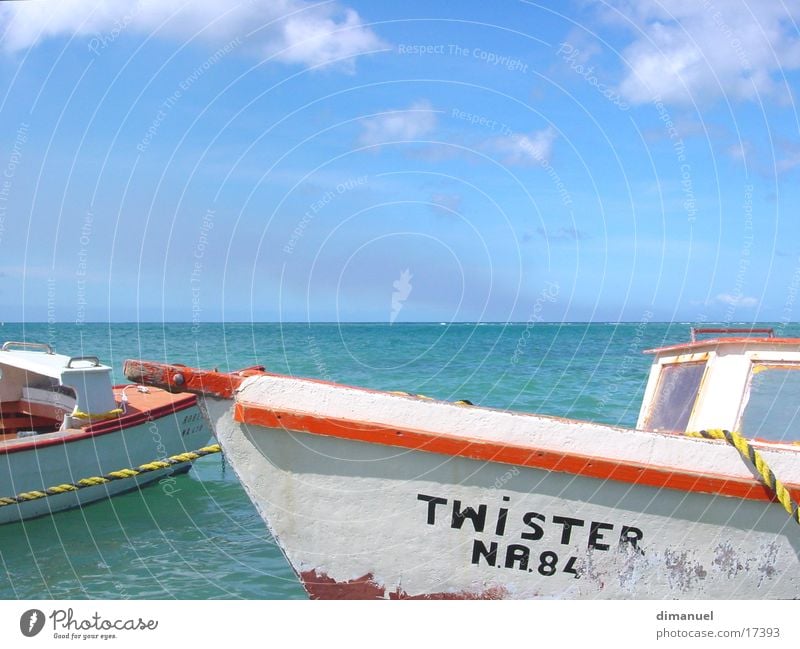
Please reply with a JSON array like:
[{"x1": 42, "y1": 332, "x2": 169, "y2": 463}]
[
  {"x1": 429, "y1": 192, "x2": 462, "y2": 216},
  {"x1": 592, "y1": 1, "x2": 800, "y2": 105},
  {"x1": 0, "y1": 0, "x2": 385, "y2": 71},
  {"x1": 775, "y1": 140, "x2": 800, "y2": 174},
  {"x1": 358, "y1": 101, "x2": 438, "y2": 147},
  {"x1": 716, "y1": 293, "x2": 758, "y2": 307},
  {"x1": 491, "y1": 126, "x2": 557, "y2": 166},
  {"x1": 726, "y1": 140, "x2": 751, "y2": 162}
]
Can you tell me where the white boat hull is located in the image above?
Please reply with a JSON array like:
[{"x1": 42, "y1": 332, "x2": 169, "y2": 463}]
[
  {"x1": 0, "y1": 400, "x2": 211, "y2": 524},
  {"x1": 195, "y1": 374, "x2": 800, "y2": 599}
]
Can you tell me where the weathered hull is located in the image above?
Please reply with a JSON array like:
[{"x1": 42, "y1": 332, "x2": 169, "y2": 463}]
[
  {"x1": 0, "y1": 401, "x2": 211, "y2": 524},
  {"x1": 194, "y1": 373, "x2": 800, "y2": 600}
]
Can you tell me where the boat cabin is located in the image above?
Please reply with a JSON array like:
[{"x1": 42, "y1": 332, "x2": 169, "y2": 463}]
[
  {"x1": 0, "y1": 342, "x2": 117, "y2": 438},
  {"x1": 637, "y1": 327, "x2": 800, "y2": 442}
]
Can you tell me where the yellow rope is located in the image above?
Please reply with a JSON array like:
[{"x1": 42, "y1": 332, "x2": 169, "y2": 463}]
[
  {"x1": 686, "y1": 429, "x2": 800, "y2": 525},
  {"x1": 72, "y1": 408, "x2": 124, "y2": 421},
  {"x1": 0, "y1": 444, "x2": 221, "y2": 509}
]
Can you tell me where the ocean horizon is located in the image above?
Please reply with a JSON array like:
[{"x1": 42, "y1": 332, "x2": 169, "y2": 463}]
[{"x1": 1, "y1": 320, "x2": 787, "y2": 324}]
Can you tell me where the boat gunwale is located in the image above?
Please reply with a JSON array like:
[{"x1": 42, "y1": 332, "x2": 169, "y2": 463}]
[
  {"x1": 126, "y1": 357, "x2": 800, "y2": 451},
  {"x1": 233, "y1": 400, "x2": 800, "y2": 505},
  {"x1": 125, "y1": 359, "x2": 800, "y2": 503}
]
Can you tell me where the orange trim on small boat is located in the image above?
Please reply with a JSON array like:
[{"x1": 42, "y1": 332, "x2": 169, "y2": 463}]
[
  {"x1": 233, "y1": 401, "x2": 800, "y2": 504},
  {"x1": 0, "y1": 392, "x2": 197, "y2": 455}
]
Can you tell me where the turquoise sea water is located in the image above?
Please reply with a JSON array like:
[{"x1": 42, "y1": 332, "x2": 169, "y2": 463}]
[{"x1": 0, "y1": 321, "x2": 796, "y2": 599}]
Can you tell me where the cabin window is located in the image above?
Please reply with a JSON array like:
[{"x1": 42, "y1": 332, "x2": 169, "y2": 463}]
[
  {"x1": 54, "y1": 384, "x2": 77, "y2": 399},
  {"x1": 740, "y1": 365, "x2": 800, "y2": 442},
  {"x1": 645, "y1": 362, "x2": 705, "y2": 432}
]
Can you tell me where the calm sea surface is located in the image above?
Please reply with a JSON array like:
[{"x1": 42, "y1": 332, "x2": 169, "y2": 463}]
[{"x1": 0, "y1": 321, "x2": 794, "y2": 599}]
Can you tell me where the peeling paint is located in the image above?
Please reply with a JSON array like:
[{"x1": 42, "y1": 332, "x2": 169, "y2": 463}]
[
  {"x1": 617, "y1": 544, "x2": 647, "y2": 591},
  {"x1": 300, "y1": 570, "x2": 508, "y2": 600},
  {"x1": 664, "y1": 549, "x2": 707, "y2": 592},
  {"x1": 757, "y1": 542, "x2": 779, "y2": 587},
  {"x1": 713, "y1": 541, "x2": 751, "y2": 578},
  {"x1": 579, "y1": 550, "x2": 606, "y2": 590}
]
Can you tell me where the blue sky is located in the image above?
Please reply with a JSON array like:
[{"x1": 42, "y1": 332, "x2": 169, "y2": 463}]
[{"x1": 1, "y1": 0, "x2": 799, "y2": 323}]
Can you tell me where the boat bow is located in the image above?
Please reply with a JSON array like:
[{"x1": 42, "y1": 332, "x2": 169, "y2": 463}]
[{"x1": 123, "y1": 360, "x2": 266, "y2": 399}]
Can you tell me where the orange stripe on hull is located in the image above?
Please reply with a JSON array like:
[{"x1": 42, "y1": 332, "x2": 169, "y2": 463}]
[{"x1": 234, "y1": 402, "x2": 796, "y2": 504}]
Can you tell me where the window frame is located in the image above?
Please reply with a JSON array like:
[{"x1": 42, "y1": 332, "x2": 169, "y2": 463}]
[
  {"x1": 642, "y1": 360, "x2": 707, "y2": 432},
  {"x1": 736, "y1": 361, "x2": 800, "y2": 442}
]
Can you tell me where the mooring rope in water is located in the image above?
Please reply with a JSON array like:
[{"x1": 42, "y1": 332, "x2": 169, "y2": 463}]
[
  {"x1": 685, "y1": 429, "x2": 800, "y2": 526},
  {"x1": 0, "y1": 444, "x2": 221, "y2": 507}
]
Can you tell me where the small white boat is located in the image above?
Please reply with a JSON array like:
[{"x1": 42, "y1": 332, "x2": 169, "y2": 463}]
[
  {"x1": 126, "y1": 327, "x2": 800, "y2": 599},
  {"x1": 0, "y1": 342, "x2": 213, "y2": 524}
]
